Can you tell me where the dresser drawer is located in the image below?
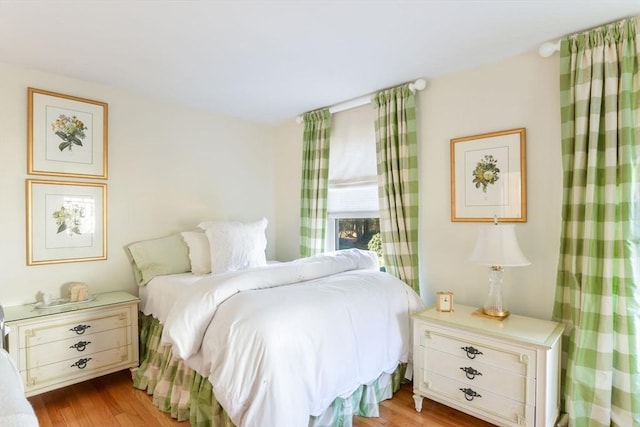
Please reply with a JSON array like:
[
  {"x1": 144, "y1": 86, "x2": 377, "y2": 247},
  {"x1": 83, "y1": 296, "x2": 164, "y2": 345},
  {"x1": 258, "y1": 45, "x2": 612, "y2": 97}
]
[
  {"x1": 20, "y1": 327, "x2": 131, "y2": 370},
  {"x1": 22, "y1": 345, "x2": 134, "y2": 390},
  {"x1": 422, "y1": 329, "x2": 536, "y2": 378},
  {"x1": 16, "y1": 305, "x2": 133, "y2": 349},
  {"x1": 424, "y1": 370, "x2": 534, "y2": 427},
  {"x1": 424, "y1": 347, "x2": 535, "y2": 404}
]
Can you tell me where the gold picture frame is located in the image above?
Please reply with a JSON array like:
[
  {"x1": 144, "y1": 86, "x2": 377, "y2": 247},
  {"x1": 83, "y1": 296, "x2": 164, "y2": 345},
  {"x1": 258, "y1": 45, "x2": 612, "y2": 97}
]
[
  {"x1": 26, "y1": 179, "x2": 107, "y2": 265},
  {"x1": 450, "y1": 128, "x2": 526, "y2": 222},
  {"x1": 28, "y1": 87, "x2": 108, "y2": 179}
]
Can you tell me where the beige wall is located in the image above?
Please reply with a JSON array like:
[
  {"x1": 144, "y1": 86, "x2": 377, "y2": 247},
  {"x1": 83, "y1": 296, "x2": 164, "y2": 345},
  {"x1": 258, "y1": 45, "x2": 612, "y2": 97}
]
[
  {"x1": 273, "y1": 50, "x2": 562, "y2": 320},
  {"x1": 0, "y1": 49, "x2": 563, "y2": 321},
  {"x1": 419, "y1": 51, "x2": 562, "y2": 319},
  {"x1": 0, "y1": 63, "x2": 277, "y2": 306},
  {"x1": 273, "y1": 121, "x2": 303, "y2": 262}
]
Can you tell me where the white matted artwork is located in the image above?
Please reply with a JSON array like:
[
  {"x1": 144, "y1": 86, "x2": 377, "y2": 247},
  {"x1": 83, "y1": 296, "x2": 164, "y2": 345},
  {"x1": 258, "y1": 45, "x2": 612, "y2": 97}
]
[
  {"x1": 27, "y1": 179, "x2": 107, "y2": 265},
  {"x1": 28, "y1": 88, "x2": 108, "y2": 179},
  {"x1": 450, "y1": 128, "x2": 526, "y2": 222}
]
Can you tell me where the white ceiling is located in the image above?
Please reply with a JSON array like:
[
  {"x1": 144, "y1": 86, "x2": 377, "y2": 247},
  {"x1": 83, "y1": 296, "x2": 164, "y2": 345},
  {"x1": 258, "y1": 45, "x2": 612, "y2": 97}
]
[{"x1": 0, "y1": 1, "x2": 638, "y2": 125}]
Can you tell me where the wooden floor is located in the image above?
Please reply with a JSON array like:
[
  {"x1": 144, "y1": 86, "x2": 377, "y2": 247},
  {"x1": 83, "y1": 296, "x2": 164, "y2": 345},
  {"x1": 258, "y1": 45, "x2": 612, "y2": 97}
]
[{"x1": 29, "y1": 370, "x2": 495, "y2": 426}]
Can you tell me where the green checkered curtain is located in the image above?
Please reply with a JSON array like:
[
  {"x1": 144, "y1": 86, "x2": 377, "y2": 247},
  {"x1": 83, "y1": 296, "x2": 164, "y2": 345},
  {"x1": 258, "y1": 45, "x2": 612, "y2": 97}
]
[
  {"x1": 373, "y1": 85, "x2": 420, "y2": 294},
  {"x1": 553, "y1": 17, "x2": 640, "y2": 427},
  {"x1": 300, "y1": 109, "x2": 331, "y2": 257}
]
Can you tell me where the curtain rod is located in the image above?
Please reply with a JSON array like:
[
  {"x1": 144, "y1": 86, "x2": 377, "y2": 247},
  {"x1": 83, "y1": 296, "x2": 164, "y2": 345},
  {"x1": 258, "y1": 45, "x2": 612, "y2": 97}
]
[
  {"x1": 295, "y1": 78, "x2": 427, "y2": 124},
  {"x1": 539, "y1": 15, "x2": 639, "y2": 58}
]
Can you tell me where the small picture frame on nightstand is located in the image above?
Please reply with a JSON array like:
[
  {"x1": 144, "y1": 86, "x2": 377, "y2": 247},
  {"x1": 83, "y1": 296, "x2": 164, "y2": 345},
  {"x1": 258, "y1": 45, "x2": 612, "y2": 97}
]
[{"x1": 436, "y1": 291, "x2": 454, "y2": 312}]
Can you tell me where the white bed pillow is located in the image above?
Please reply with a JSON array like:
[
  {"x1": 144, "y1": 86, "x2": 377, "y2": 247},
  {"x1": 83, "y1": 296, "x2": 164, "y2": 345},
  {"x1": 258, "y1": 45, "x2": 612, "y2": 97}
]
[
  {"x1": 181, "y1": 231, "x2": 211, "y2": 274},
  {"x1": 198, "y1": 218, "x2": 268, "y2": 274}
]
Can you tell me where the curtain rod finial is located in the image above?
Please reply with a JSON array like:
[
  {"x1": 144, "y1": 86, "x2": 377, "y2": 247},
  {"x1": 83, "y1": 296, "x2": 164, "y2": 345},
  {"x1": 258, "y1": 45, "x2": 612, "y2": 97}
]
[
  {"x1": 409, "y1": 78, "x2": 427, "y2": 92},
  {"x1": 539, "y1": 41, "x2": 560, "y2": 57}
]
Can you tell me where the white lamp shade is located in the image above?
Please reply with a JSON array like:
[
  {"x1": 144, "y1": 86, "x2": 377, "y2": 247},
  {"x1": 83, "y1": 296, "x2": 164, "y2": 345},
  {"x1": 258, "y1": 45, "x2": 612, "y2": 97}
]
[{"x1": 469, "y1": 224, "x2": 531, "y2": 267}]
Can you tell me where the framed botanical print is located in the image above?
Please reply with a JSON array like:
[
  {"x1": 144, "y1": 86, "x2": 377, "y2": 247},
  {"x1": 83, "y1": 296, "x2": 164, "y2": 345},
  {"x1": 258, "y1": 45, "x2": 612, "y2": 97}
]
[
  {"x1": 26, "y1": 179, "x2": 107, "y2": 265},
  {"x1": 450, "y1": 128, "x2": 526, "y2": 222},
  {"x1": 28, "y1": 87, "x2": 108, "y2": 179}
]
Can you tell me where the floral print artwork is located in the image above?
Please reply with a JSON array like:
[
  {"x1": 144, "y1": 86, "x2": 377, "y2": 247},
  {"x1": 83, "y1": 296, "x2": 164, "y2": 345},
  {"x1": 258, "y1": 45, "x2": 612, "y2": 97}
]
[
  {"x1": 472, "y1": 154, "x2": 500, "y2": 193},
  {"x1": 51, "y1": 114, "x2": 87, "y2": 152},
  {"x1": 52, "y1": 202, "x2": 85, "y2": 235}
]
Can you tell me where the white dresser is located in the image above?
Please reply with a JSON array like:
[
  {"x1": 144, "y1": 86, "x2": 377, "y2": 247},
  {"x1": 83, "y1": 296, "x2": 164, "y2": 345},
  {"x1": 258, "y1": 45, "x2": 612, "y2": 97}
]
[
  {"x1": 4, "y1": 291, "x2": 139, "y2": 397},
  {"x1": 412, "y1": 304, "x2": 564, "y2": 427}
]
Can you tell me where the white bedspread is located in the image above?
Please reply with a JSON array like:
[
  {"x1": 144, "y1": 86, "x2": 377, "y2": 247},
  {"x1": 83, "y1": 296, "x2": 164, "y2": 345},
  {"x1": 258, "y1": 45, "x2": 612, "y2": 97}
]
[
  {"x1": 160, "y1": 249, "x2": 424, "y2": 427},
  {"x1": 139, "y1": 272, "x2": 202, "y2": 324},
  {"x1": 0, "y1": 349, "x2": 39, "y2": 427}
]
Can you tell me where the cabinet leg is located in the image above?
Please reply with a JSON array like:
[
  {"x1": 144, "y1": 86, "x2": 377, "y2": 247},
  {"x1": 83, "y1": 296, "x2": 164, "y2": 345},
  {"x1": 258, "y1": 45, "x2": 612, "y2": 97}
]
[{"x1": 413, "y1": 393, "x2": 424, "y2": 412}]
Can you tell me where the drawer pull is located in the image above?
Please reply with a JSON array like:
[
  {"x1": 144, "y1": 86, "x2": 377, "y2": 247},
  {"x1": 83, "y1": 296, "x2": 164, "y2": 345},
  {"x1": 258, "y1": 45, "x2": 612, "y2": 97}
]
[
  {"x1": 70, "y1": 357, "x2": 92, "y2": 369},
  {"x1": 69, "y1": 324, "x2": 91, "y2": 335},
  {"x1": 459, "y1": 387, "x2": 482, "y2": 401},
  {"x1": 460, "y1": 366, "x2": 483, "y2": 380},
  {"x1": 460, "y1": 345, "x2": 483, "y2": 359},
  {"x1": 70, "y1": 340, "x2": 91, "y2": 352}
]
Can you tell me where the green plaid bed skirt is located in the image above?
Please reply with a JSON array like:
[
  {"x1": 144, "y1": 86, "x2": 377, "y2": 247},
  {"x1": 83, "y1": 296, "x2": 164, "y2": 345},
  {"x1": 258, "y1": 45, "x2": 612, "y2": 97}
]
[{"x1": 133, "y1": 313, "x2": 406, "y2": 427}]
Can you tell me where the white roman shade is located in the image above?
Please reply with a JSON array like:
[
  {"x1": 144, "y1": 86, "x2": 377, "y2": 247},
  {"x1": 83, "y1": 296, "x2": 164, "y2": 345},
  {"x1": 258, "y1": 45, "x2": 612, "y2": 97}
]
[{"x1": 327, "y1": 104, "x2": 378, "y2": 217}]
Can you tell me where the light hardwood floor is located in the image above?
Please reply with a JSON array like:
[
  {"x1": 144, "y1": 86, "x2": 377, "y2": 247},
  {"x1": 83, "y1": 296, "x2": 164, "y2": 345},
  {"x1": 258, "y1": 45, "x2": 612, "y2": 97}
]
[{"x1": 28, "y1": 370, "x2": 495, "y2": 426}]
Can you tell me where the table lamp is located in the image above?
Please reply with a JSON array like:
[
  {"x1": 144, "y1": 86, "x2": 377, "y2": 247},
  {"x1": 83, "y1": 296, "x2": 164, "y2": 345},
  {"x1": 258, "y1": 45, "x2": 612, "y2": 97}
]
[{"x1": 469, "y1": 220, "x2": 530, "y2": 319}]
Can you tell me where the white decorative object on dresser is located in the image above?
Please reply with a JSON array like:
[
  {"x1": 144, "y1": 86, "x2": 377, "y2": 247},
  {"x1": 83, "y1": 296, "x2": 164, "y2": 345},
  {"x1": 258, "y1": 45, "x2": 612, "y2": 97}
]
[
  {"x1": 412, "y1": 304, "x2": 564, "y2": 427},
  {"x1": 4, "y1": 291, "x2": 139, "y2": 397}
]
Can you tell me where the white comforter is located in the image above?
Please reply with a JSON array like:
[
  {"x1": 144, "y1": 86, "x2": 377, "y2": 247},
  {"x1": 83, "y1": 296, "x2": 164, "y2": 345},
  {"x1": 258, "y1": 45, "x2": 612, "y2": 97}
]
[
  {"x1": 161, "y1": 249, "x2": 424, "y2": 427},
  {"x1": 0, "y1": 350, "x2": 39, "y2": 427}
]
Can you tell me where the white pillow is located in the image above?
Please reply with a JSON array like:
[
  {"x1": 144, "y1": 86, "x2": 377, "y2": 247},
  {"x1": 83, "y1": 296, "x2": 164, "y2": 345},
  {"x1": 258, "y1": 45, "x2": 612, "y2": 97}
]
[
  {"x1": 198, "y1": 218, "x2": 268, "y2": 274},
  {"x1": 181, "y1": 231, "x2": 211, "y2": 274}
]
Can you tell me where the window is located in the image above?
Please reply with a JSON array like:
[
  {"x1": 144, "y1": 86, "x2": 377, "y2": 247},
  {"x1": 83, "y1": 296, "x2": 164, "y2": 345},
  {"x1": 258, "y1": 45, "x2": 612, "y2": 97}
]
[
  {"x1": 326, "y1": 216, "x2": 383, "y2": 267},
  {"x1": 335, "y1": 218, "x2": 381, "y2": 261},
  {"x1": 325, "y1": 105, "x2": 382, "y2": 266}
]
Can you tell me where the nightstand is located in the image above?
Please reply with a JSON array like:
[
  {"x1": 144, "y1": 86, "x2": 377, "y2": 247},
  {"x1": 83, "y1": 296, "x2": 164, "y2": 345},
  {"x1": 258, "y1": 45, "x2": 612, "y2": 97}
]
[
  {"x1": 4, "y1": 291, "x2": 139, "y2": 397},
  {"x1": 412, "y1": 304, "x2": 564, "y2": 427}
]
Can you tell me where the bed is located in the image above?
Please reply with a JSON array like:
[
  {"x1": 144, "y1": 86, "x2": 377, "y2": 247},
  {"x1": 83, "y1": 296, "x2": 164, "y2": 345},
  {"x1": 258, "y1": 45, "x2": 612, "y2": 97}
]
[
  {"x1": 127, "y1": 219, "x2": 424, "y2": 427},
  {"x1": 0, "y1": 306, "x2": 39, "y2": 427}
]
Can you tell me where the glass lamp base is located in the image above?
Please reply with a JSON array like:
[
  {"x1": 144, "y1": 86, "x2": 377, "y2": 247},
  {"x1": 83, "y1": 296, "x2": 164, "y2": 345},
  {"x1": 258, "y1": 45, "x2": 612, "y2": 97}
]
[{"x1": 483, "y1": 266, "x2": 510, "y2": 319}]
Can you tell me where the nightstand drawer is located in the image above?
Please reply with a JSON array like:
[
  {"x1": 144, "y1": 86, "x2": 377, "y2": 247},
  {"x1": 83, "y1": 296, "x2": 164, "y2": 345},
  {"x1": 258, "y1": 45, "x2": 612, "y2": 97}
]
[
  {"x1": 22, "y1": 345, "x2": 134, "y2": 390},
  {"x1": 425, "y1": 347, "x2": 534, "y2": 404},
  {"x1": 423, "y1": 330, "x2": 535, "y2": 377},
  {"x1": 424, "y1": 370, "x2": 534, "y2": 427},
  {"x1": 20, "y1": 327, "x2": 131, "y2": 370},
  {"x1": 16, "y1": 306, "x2": 133, "y2": 348}
]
